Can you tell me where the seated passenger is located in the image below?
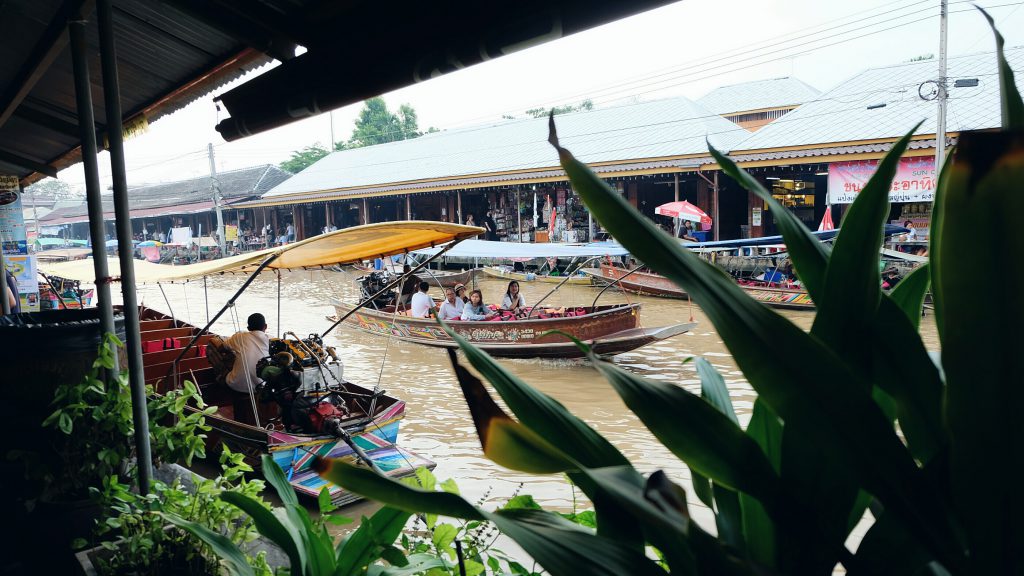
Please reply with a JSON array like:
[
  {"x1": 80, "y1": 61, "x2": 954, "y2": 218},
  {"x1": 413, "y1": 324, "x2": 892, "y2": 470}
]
[
  {"x1": 437, "y1": 287, "x2": 462, "y2": 321},
  {"x1": 461, "y1": 289, "x2": 497, "y2": 321},
  {"x1": 225, "y1": 313, "x2": 270, "y2": 425},
  {"x1": 501, "y1": 280, "x2": 527, "y2": 316},
  {"x1": 410, "y1": 281, "x2": 434, "y2": 318},
  {"x1": 453, "y1": 283, "x2": 468, "y2": 315},
  {"x1": 398, "y1": 264, "x2": 421, "y2": 308}
]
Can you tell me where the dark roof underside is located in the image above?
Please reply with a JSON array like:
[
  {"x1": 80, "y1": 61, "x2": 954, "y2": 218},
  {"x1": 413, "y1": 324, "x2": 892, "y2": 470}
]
[{"x1": 0, "y1": 0, "x2": 675, "y2": 186}]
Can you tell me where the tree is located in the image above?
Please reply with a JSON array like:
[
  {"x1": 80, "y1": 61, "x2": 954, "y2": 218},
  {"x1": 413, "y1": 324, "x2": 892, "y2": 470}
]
[
  {"x1": 346, "y1": 97, "x2": 423, "y2": 149},
  {"x1": 524, "y1": 99, "x2": 594, "y2": 118},
  {"x1": 279, "y1": 144, "x2": 330, "y2": 174},
  {"x1": 24, "y1": 178, "x2": 77, "y2": 200}
]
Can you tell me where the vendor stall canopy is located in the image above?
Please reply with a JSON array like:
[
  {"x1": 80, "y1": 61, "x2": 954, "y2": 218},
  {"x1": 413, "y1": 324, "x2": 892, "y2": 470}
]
[
  {"x1": 40, "y1": 221, "x2": 483, "y2": 283},
  {"x1": 0, "y1": 0, "x2": 674, "y2": 185}
]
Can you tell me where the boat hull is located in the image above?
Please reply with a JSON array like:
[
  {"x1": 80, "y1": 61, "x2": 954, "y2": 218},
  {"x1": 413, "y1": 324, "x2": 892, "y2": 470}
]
[
  {"x1": 331, "y1": 300, "x2": 693, "y2": 358},
  {"x1": 482, "y1": 266, "x2": 592, "y2": 285},
  {"x1": 737, "y1": 284, "x2": 815, "y2": 310},
  {"x1": 582, "y1": 264, "x2": 690, "y2": 299},
  {"x1": 352, "y1": 265, "x2": 480, "y2": 288},
  {"x1": 134, "y1": 306, "x2": 432, "y2": 504}
]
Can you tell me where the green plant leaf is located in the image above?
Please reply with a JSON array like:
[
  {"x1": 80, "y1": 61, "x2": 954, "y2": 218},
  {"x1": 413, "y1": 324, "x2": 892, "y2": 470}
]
[
  {"x1": 220, "y1": 491, "x2": 305, "y2": 574},
  {"x1": 889, "y1": 264, "x2": 931, "y2": 329},
  {"x1": 741, "y1": 400, "x2": 780, "y2": 568},
  {"x1": 315, "y1": 459, "x2": 665, "y2": 576},
  {"x1": 695, "y1": 358, "x2": 738, "y2": 425},
  {"x1": 438, "y1": 322, "x2": 628, "y2": 468},
  {"x1": 376, "y1": 553, "x2": 449, "y2": 576},
  {"x1": 934, "y1": 129, "x2": 1024, "y2": 574},
  {"x1": 447, "y1": 350, "x2": 575, "y2": 474},
  {"x1": 588, "y1": 355, "x2": 778, "y2": 503},
  {"x1": 977, "y1": 6, "x2": 1024, "y2": 129},
  {"x1": 550, "y1": 118, "x2": 963, "y2": 571},
  {"x1": 709, "y1": 143, "x2": 829, "y2": 298},
  {"x1": 337, "y1": 507, "x2": 412, "y2": 576},
  {"x1": 811, "y1": 125, "x2": 921, "y2": 365},
  {"x1": 260, "y1": 453, "x2": 298, "y2": 508},
  {"x1": 690, "y1": 470, "x2": 713, "y2": 509},
  {"x1": 850, "y1": 508, "x2": 934, "y2": 575},
  {"x1": 162, "y1": 512, "x2": 256, "y2": 576}
]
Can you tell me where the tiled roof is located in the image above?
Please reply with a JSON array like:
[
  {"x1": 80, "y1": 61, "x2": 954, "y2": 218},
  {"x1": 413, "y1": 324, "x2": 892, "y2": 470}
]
[
  {"x1": 732, "y1": 48, "x2": 1024, "y2": 151},
  {"x1": 696, "y1": 77, "x2": 821, "y2": 115},
  {"x1": 261, "y1": 96, "x2": 749, "y2": 199}
]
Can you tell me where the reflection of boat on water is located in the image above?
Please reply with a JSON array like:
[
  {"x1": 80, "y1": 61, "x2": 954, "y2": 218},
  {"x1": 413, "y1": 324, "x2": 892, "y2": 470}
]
[
  {"x1": 580, "y1": 264, "x2": 690, "y2": 300},
  {"x1": 136, "y1": 307, "x2": 429, "y2": 505},
  {"x1": 330, "y1": 299, "x2": 694, "y2": 359},
  {"x1": 43, "y1": 221, "x2": 483, "y2": 505},
  {"x1": 482, "y1": 265, "x2": 592, "y2": 285}
]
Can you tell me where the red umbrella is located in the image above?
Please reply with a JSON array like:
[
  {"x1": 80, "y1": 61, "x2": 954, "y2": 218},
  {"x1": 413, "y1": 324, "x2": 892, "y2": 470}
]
[
  {"x1": 654, "y1": 200, "x2": 712, "y2": 227},
  {"x1": 817, "y1": 205, "x2": 835, "y2": 231}
]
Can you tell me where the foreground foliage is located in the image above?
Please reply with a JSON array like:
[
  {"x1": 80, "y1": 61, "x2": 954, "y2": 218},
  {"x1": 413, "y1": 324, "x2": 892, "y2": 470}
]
[{"x1": 313, "y1": 13, "x2": 1024, "y2": 576}]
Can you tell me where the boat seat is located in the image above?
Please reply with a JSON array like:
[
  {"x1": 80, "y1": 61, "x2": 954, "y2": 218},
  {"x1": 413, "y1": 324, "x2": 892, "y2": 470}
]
[
  {"x1": 144, "y1": 356, "x2": 217, "y2": 385},
  {"x1": 139, "y1": 326, "x2": 198, "y2": 342}
]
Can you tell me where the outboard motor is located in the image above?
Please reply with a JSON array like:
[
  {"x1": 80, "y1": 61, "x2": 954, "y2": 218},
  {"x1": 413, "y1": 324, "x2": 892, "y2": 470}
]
[{"x1": 357, "y1": 271, "x2": 396, "y2": 309}]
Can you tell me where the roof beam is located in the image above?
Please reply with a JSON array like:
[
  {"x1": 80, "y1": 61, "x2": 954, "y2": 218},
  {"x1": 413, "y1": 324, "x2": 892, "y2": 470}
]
[
  {"x1": 0, "y1": 149, "x2": 58, "y2": 178},
  {"x1": 13, "y1": 103, "x2": 86, "y2": 137},
  {"x1": 0, "y1": 0, "x2": 95, "y2": 132}
]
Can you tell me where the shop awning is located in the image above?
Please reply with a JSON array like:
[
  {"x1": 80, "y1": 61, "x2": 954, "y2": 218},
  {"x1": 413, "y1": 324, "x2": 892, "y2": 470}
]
[
  {"x1": 414, "y1": 239, "x2": 629, "y2": 259},
  {"x1": 40, "y1": 221, "x2": 483, "y2": 283}
]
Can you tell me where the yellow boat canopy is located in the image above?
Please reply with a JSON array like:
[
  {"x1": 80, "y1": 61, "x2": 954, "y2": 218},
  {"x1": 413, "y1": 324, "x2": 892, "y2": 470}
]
[{"x1": 39, "y1": 221, "x2": 483, "y2": 283}]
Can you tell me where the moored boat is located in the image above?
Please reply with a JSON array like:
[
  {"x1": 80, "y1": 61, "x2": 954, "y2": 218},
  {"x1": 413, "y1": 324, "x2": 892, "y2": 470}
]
[
  {"x1": 353, "y1": 264, "x2": 480, "y2": 288},
  {"x1": 482, "y1": 265, "x2": 592, "y2": 285},
  {"x1": 581, "y1": 264, "x2": 690, "y2": 299},
  {"x1": 330, "y1": 299, "x2": 693, "y2": 358},
  {"x1": 736, "y1": 281, "x2": 814, "y2": 310},
  {"x1": 136, "y1": 306, "x2": 433, "y2": 505}
]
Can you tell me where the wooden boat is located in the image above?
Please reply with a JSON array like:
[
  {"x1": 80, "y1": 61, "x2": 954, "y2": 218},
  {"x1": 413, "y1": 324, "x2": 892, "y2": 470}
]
[
  {"x1": 330, "y1": 299, "x2": 694, "y2": 358},
  {"x1": 580, "y1": 264, "x2": 690, "y2": 299},
  {"x1": 136, "y1": 306, "x2": 433, "y2": 505},
  {"x1": 351, "y1": 264, "x2": 480, "y2": 288},
  {"x1": 482, "y1": 265, "x2": 592, "y2": 285},
  {"x1": 736, "y1": 282, "x2": 814, "y2": 310}
]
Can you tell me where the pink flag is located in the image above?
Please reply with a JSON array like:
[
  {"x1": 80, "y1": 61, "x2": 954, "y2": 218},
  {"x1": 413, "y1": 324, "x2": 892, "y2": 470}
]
[{"x1": 817, "y1": 205, "x2": 835, "y2": 231}]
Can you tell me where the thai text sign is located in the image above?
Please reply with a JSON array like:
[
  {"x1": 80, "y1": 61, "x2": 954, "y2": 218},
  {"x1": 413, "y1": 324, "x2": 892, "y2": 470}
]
[{"x1": 827, "y1": 156, "x2": 936, "y2": 204}]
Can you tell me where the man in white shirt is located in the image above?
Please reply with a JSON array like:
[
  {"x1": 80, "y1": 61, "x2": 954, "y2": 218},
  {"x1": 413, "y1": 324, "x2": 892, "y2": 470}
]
[
  {"x1": 225, "y1": 313, "x2": 270, "y2": 424},
  {"x1": 410, "y1": 282, "x2": 434, "y2": 318},
  {"x1": 437, "y1": 288, "x2": 462, "y2": 321},
  {"x1": 286, "y1": 223, "x2": 295, "y2": 242}
]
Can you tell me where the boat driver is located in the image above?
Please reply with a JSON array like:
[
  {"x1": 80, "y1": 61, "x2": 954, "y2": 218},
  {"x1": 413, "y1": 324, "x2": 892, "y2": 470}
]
[
  {"x1": 225, "y1": 313, "x2": 270, "y2": 425},
  {"x1": 410, "y1": 281, "x2": 435, "y2": 318},
  {"x1": 398, "y1": 264, "x2": 421, "y2": 308}
]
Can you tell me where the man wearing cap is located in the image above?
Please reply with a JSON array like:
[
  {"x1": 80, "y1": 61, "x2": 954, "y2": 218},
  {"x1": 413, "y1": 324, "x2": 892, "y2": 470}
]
[{"x1": 225, "y1": 313, "x2": 270, "y2": 424}]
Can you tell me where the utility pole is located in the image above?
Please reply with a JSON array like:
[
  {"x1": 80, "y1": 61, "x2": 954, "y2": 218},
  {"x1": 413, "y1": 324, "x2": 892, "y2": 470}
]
[
  {"x1": 935, "y1": 0, "x2": 949, "y2": 173},
  {"x1": 208, "y1": 143, "x2": 226, "y2": 252}
]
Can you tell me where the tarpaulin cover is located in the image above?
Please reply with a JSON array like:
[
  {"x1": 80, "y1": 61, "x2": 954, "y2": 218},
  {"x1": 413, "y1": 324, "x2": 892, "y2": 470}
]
[
  {"x1": 39, "y1": 221, "x2": 482, "y2": 283},
  {"x1": 414, "y1": 239, "x2": 630, "y2": 259}
]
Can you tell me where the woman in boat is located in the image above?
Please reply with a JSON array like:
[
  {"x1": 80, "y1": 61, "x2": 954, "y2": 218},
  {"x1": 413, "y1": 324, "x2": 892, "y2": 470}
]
[
  {"x1": 461, "y1": 289, "x2": 497, "y2": 321},
  {"x1": 453, "y1": 283, "x2": 468, "y2": 315},
  {"x1": 465, "y1": 214, "x2": 476, "y2": 227},
  {"x1": 502, "y1": 280, "x2": 528, "y2": 317}
]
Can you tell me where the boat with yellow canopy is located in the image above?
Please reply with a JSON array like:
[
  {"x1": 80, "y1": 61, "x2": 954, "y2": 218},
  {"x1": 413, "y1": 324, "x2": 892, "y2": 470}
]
[{"x1": 40, "y1": 221, "x2": 482, "y2": 505}]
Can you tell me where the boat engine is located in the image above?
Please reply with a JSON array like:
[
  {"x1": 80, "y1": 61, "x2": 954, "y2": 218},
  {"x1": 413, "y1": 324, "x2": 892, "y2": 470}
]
[
  {"x1": 256, "y1": 345, "x2": 350, "y2": 436},
  {"x1": 289, "y1": 393, "x2": 350, "y2": 437},
  {"x1": 357, "y1": 271, "x2": 396, "y2": 309}
]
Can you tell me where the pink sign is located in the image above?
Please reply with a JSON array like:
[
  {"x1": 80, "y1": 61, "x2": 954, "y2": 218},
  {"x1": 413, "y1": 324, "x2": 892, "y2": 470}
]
[{"x1": 827, "y1": 156, "x2": 936, "y2": 204}]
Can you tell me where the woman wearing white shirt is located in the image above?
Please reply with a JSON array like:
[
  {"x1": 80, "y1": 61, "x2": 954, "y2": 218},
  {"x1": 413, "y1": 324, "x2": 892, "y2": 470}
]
[
  {"x1": 501, "y1": 281, "x2": 527, "y2": 316},
  {"x1": 437, "y1": 288, "x2": 462, "y2": 321}
]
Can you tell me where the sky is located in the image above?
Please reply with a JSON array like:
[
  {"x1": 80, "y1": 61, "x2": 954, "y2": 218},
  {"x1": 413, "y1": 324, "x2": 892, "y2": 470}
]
[{"x1": 55, "y1": 0, "x2": 1024, "y2": 192}]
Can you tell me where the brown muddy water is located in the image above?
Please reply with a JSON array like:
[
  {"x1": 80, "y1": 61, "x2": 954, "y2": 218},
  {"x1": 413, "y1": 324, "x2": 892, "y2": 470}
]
[{"x1": 130, "y1": 268, "x2": 939, "y2": 545}]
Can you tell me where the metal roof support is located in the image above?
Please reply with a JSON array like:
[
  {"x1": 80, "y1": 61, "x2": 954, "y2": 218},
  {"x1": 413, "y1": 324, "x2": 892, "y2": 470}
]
[
  {"x1": 69, "y1": 14, "x2": 117, "y2": 343},
  {"x1": 0, "y1": 150, "x2": 57, "y2": 180},
  {"x1": 0, "y1": 0, "x2": 93, "y2": 131},
  {"x1": 98, "y1": 0, "x2": 152, "y2": 495}
]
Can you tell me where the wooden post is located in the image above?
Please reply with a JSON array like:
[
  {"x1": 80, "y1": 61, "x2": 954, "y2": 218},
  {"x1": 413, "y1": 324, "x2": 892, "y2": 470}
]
[
  {"x1": 457, "y1": 190, "x2": 463, "y2": 224},
  {"x1": 406, "y1": 195, "x2": 411, "y2": 219},
  {"x1": 517, "y1": 187, "x2": 522, "y2": 241},
  {"x1": 363, "y1": 198, "x2": 370, "y2": 224},
  {"x1": 673, "y1": 173, "x2": 680, "y2": 236},
  {"x1": 713, "y1": 172, "x2": 720, "y2": 241}
]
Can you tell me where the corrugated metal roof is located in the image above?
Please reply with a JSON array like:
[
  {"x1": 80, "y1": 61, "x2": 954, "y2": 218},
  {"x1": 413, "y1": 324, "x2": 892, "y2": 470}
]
[
  {"x1": 725, "y1": 138, "x2": 943, "y2": 164},
  {"x1": 262, "y1": 96, "x2": 748, "y2": 199},
  {"x1": 0, "y1": 0, "x2": 275, "y2": 184},
  {"x1": 38, "y1": 163, "x2": 287, "y2": 222},
  {"x1": 732, "y1": 48, "x2": 1024, "y2": 152},
  {"x1": 696, "y1": 77, "x2": 821, "y2": 115}
]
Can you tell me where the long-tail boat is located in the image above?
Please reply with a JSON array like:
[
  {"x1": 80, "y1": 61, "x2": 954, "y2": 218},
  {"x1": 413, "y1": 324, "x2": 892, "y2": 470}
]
[
  {"x1": 43, "y1": 222, "x2": 483, "y2": 504},
  {"x1": 330, "y1": 299, "x2": 693, "y2": 359},
  {"x1": 351, "y1": 264, "x2": 480, "y2": 288},
  {"x1": 580, "y1": 263, "x2": 690, "y2": 299},
  {"x1": 482, "y1": 265, "x2": 592, "y2": 285}
]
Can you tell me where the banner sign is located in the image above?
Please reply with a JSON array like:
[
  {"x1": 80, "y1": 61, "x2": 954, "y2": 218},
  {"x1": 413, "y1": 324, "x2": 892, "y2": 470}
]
[
  {"x1": 1, "y1": 175, "x2": 40, "y2": 311},
  {"x1": 827, "y1": 156, "x2": 936, "y2": 204}
]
